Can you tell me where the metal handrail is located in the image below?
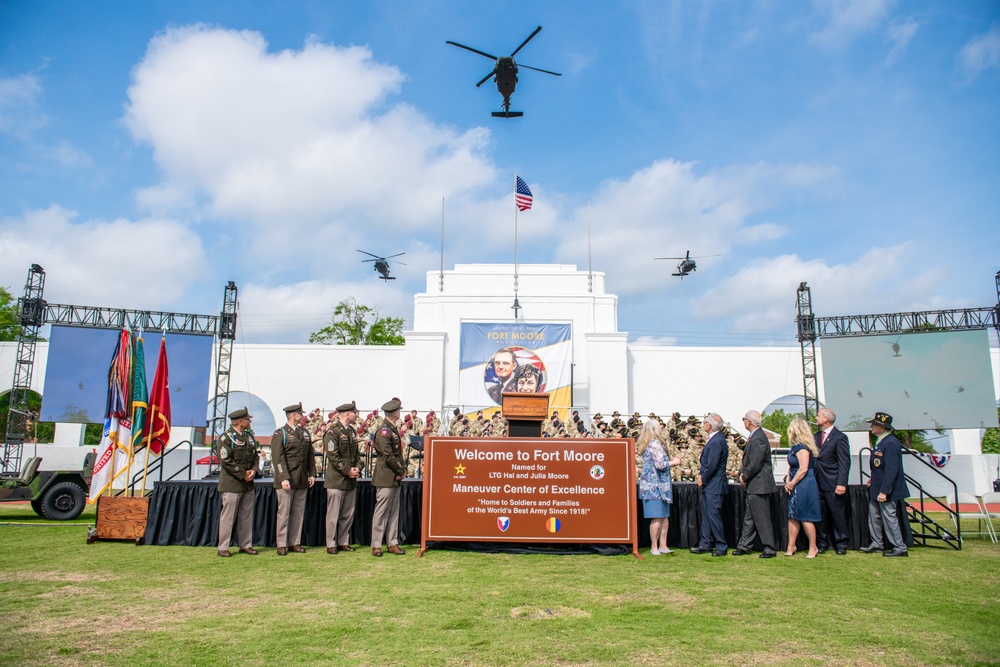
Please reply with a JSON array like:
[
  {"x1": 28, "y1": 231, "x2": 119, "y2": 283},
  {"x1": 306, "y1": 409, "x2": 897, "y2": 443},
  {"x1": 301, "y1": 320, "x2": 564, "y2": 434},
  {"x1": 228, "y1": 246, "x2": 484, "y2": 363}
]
[
  {"x1": 122, "y1": 440, "x2": 196, "y2": 496},
  {"x1": 858, "y1": 445, "x2": 961, "y2": 549}
]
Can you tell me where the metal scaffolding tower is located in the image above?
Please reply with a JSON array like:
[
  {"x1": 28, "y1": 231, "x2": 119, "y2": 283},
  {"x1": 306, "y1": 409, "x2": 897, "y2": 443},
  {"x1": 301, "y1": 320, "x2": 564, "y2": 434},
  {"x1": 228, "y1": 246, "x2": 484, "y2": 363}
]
[
  {"x1": 795, "y1": 282, "x2": 819, "y2": 424},
  {"x1": 208, "y1": 282, "x2": 238, "y2": 468},
  {"x1": 1, "y1": 265, "x2": 47, "y2": 476}
]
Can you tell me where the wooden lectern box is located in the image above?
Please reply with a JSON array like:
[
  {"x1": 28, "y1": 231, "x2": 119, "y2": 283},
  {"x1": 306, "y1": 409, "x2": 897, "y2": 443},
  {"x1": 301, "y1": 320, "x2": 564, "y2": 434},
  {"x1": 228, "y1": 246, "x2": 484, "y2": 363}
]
[{"x1": 501, "y1": 392, "x2": 549, "y2": 438}]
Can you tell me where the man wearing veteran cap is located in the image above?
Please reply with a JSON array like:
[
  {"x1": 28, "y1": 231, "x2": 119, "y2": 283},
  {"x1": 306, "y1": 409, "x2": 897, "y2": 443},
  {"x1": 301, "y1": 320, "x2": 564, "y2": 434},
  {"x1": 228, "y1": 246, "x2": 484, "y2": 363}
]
[
  {"x1": 323, "y1": 401, "x2": 361, "y2": 554},
  {"x1": 861, "y1": 412, "x2": 910, "y2": 557},
  {"x1": 271, "y1": 402, "x2": 316, "y2": 555},
  {"x1": 216, "y1": 407, "x2": 260, "y2": 557},
  {"x1": 371, "y1": 398, "x2": 408, "y2": 556}
]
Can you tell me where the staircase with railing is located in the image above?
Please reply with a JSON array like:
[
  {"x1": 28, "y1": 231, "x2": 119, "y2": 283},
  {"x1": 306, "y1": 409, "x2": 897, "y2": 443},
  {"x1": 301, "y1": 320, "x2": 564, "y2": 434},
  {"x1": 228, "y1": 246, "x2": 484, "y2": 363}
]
[
  {"x1": 118, "y1": 440, "x2": 197, "y2": 497},
  {"x1": 858, "y1": 446, "x2": 962, "y2": 550}
]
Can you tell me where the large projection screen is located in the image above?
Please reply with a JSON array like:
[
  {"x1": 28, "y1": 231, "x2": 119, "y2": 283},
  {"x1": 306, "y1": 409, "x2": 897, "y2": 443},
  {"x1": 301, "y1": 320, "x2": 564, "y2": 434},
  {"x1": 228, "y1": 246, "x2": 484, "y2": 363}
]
[
  {"x1": 820, "y1": 329, "x2": 997, "y2": 431},
  {"x1": 40, "y1": 326, "x2": 214, "y2": 427}
]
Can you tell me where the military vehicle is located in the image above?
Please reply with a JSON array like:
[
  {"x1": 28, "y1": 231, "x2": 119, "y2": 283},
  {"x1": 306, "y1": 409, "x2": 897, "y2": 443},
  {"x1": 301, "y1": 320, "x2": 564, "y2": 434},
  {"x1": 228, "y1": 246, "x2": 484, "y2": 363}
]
[{"x1": 0, "y1": 454, "x2": 94, "y2": 520}]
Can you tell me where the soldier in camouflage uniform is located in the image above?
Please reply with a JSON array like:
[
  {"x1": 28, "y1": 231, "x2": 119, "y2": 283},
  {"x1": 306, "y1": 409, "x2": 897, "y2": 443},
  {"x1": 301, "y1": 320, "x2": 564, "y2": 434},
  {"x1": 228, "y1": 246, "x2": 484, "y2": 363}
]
[
  {"x1": 323, "y1": 401, "x2": 361, "y2": 554},
  {"x1": 724, "y1": 424, "x2": 746, "y2": 482},
  {"x1": 610, "y1": 411, "x2": 625, "y2": 434},
  {"x1": 271, "y1": 402, "x2": 317, "y2": 555},
  {"x1": 216, "y1": 407, "x2": 260, "y2": 557}
]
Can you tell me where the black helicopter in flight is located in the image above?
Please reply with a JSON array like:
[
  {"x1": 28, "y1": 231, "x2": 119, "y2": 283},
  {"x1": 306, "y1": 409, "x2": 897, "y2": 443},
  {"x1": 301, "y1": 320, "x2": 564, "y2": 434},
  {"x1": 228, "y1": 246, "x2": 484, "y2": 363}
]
[
  {"x1": 358, "y1": 250, "x2": 406, "y2": 281},
  {"x1": 446, "y1": 26, "x2": 561, "y2": 118},
  {"x1": 654, "y1": 250, "x2": 720, "y2": 278}
]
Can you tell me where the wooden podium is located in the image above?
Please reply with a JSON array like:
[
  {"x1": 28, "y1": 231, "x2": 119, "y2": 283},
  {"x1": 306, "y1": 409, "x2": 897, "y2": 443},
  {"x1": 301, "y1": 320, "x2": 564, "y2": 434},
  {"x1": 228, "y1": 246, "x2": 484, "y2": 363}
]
[{"x1": 501, "y1": 392, "x2": 549, "y2": 438}]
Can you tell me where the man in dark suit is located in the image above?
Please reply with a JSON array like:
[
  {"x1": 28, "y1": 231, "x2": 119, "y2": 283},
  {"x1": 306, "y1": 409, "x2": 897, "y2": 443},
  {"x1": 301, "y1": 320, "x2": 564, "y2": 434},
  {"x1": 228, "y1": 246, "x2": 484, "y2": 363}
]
[
  {"x1": 814, "y1": 407, "x2": 851, "y2": 555},
  {"x1": 691, "y1": 413, "x2": 729, "y2": 556},
  {"x1": 487, "y1": 348, "x2": 518, "y2": 404},
  {"x1": 860, "y1": 411, "x2": 910, "y2": 558},
  {"x1": 733, "y1": 410, "x2": 777, "y2": 558}
]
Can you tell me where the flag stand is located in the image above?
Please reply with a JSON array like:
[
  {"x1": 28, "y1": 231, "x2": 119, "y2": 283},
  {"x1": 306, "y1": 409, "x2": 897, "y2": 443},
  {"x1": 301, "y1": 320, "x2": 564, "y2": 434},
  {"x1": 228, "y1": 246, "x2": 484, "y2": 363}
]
[{"x1": 88, "y1": 495, "x2": 149, "y2": 545}]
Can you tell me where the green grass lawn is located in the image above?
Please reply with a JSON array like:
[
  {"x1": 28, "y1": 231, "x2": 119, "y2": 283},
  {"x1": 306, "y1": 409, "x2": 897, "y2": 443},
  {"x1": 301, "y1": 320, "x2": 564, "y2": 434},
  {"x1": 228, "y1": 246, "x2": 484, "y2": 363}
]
[{"x1": 1, "y1": 504, "x2": 998, "y2": 666}]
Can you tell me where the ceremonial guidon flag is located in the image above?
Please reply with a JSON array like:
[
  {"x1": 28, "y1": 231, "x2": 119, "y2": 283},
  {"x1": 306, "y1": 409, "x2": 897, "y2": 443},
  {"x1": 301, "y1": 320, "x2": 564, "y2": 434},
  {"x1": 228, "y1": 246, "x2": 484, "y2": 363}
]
[
  {"x1": 143, "y1": 336, "x2": 171, "y2": 456},
  {"x1": 88, "y1": 329, "x2": 135, "y2": 503},
  {"x1": 515, "y1": 176, "x2": 533, "y2": 211}
]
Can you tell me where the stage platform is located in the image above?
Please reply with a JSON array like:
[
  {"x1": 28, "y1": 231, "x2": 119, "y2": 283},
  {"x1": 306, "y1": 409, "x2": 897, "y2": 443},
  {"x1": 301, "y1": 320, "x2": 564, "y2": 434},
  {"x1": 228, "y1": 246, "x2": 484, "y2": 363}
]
[{"x1": 143, "y1": 480, "x2": 908, "y2": 550}]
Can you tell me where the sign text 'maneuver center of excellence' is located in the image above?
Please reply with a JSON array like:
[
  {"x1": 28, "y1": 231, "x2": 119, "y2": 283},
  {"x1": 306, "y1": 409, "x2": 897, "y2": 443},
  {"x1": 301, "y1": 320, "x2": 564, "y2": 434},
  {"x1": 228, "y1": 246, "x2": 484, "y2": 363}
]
[{"x1": 422, "y1": 438, "x2": 636, "y2": 543}]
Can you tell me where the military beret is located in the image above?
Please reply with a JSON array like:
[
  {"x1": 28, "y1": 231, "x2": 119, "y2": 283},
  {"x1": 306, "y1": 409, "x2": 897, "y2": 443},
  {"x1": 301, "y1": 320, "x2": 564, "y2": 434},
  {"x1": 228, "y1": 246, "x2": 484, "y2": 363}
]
[
  {"x1": 283, "y1": 402, "x2": 304, "y2": 414},
  {"x1": 228, "y1": 406, "x2": 251, "y2": 420},
  {"x1": 336, "y1": 401, "x2": 357, "y2": 412},
  {"x1": 382, "y1": 398, "x2": 402, "y2": 412}
]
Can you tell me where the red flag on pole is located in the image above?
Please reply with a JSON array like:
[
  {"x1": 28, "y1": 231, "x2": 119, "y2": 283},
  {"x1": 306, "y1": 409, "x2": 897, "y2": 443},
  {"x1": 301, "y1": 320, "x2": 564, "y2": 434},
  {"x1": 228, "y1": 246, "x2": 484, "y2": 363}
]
[{"x1": 143, "y1": 337, "x2": 171, "y2": 455}]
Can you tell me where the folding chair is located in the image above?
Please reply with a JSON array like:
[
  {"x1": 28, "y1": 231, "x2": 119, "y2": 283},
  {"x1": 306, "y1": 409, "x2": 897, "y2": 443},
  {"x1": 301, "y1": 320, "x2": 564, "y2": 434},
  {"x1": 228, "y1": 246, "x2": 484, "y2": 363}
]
[
  {"x1": 982, "y1": 491, "x2": 1000, "y2": 538},
  {"x1": 956, "y1": 492, "x2": 997, "y2": 543}
]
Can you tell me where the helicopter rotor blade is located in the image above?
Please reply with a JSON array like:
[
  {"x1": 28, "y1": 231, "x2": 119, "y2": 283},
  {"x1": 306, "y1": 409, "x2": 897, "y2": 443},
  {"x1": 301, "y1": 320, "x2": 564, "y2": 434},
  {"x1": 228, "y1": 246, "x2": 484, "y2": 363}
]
[
  {"x1": 475, "y1": 69, "x2": 497, "y2": 87},
  {"x1": 361, "y1": 259, "x2": 377, "y2": 263},
  {"x1": 393, "y1": 261, "x2": 408, "y2": 266},
  {"x1": 510, "y1": 26, "x2": 542, "y2": 57},
  {"x1": 446, "y1": 41, "x2": 499, "y2": 61},
  {"x1": 384, "y1": 252, "x2": 406, "y2": 259},
  {"x1": 654, "y1": 257, "x2": 684, "y2": 261},
  {"x1": 357, "y1": 249, "x2": 381, "y2": 259},
  {"x1": 518, "y1": 63, "x2": 561, "y2": 77}
]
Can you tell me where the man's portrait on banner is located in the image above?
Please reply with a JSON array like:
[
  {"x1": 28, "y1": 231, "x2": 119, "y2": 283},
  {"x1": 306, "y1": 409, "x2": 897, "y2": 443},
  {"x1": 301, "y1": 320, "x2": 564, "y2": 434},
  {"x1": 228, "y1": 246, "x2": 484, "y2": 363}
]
[{"x1": 485, "y1": 347, "x2": 546, "y2": 404}]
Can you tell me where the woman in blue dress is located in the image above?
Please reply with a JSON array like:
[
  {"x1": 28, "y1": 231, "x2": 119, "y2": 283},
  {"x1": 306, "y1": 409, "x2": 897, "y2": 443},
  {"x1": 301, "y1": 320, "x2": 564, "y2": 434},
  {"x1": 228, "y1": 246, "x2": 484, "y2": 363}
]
[
  {"x1": 637, "y1": 420, "x2": 682, "y2": 555},
  {"x1": 784, "y1": 418, "x2": 822, "y2": 558}
]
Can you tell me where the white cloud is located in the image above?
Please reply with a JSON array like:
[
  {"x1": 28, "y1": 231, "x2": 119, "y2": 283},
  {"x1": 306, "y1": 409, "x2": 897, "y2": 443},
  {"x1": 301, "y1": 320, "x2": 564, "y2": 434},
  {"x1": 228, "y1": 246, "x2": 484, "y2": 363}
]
[
  {"x1": 885, "y1": 17, "x2": 919, "y2": 65},
  {"x1": 0, "y1": 206, "x2": 208, "y2": 308},
  {"x1": 124, "y1": 25, "x2": 497, "y2": 252},
  {"x1": 237, "y1": 279, "x2": 413, "y2": 344},
  {"x1": 960, "y1": 24, "x2": 1000, "y2": 79},
  {"x1": 810, "y1": 0, "x2": 897, "y2": 48},
  {"x1": 697, "y1": 244, "x2": 950, "y2": 334},
  {"x1": 553, "y1": 160, "x2": 833, "y2": 298},
  {"x1": 0, "y1": 74, "x2": 46, "y2": 138}
]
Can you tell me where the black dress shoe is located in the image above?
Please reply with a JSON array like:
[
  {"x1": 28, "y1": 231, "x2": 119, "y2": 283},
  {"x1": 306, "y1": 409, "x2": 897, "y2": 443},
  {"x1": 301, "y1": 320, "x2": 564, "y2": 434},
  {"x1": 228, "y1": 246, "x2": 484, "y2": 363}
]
[
  {"x1": 883, "y1": 550, "x2": 908, "y2": 558},
  {"x1": 835, "y1": 548, "x2": 847, "y2": 556},
  {"x1": 731, "y1": 549, "x2": 752, "y2": 556},
  {"x1": 759, "y1": 552, "x2": 776, "y2": 559},
  {"x1": 712, "y1": 550, "x2": 727, "y2": 557},
  {"x1": 859, "y1": 544, "x2": 882, "y2": 553},
  {"x1": 816, "y1": 548, "x2": 826, "y2": 555},
  {"x1": 689, "y1": 547, "x2": 710, "y2": 554}
]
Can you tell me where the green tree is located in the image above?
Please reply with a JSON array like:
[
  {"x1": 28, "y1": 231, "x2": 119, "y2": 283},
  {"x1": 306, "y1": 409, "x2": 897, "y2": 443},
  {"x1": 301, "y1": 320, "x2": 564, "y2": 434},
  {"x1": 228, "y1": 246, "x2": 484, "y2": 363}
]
[
  {"x1": 894, "y1": 429, "x2": 941, "y2": 454},
  {"x1": 309, "y1": 297, "x2": 405, "y2": 345},
  {"x1": 981, "y1": 407, "x2": 1000, "y2": 454},
  {"x1": 761, "y1": 408, "x2": 804, "y2": 447},
  {"x1": 0, "y1": 286, "x2": 20, "y2": 342}
]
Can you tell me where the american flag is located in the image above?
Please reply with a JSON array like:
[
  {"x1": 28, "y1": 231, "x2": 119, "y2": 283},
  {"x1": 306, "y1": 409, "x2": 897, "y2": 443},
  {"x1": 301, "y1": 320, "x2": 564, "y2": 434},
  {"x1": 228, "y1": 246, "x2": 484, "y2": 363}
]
[{"x1": 515, "y1": 176, "x2": 533, "y2": 211}]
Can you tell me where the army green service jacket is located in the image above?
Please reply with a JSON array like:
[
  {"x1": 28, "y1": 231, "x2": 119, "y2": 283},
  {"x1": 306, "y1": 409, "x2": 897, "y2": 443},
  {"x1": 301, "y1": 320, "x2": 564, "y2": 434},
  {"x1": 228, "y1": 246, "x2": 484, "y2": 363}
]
[
  {"x1": 372, "y1": 419, "x2": 407, "y2": 488},
  {"x1": 323, "y1": 421, "x2": 360, "y2": 491},
  {"x1": 217, "y1": 428, "x2": 260, "y2": 494},
  {"x1": 271, "y1": 424, "x2": 317, "y2": 489}
]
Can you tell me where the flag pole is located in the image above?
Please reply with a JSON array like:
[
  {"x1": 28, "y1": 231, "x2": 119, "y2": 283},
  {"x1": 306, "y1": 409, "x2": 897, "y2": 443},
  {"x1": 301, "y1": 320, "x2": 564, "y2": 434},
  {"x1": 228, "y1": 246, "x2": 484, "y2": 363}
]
[
  {"x1": 587, "y1": 199, "x2": 593, "y2": 294},
  {"x1": 513, "y1": 172, "x2": 519, "y2": 297},
  {"x1": 439, "y1": 196, "x2": 445, "y2": 292},
  {"x1": 140, "y1": 407, "x2": 154, "y2": 496}
]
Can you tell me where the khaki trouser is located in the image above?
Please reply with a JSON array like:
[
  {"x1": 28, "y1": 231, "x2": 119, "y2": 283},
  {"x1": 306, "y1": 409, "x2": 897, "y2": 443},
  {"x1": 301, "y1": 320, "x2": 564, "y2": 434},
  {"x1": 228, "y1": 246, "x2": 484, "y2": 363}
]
[
  {"x1": 275, "y1": 487, "x2": 307, "y2": 548},
  {"x1": 325, "y1": 488, "x2": 356, "y2": 548},
  {"x1": 371, "y1": 486, "x2": 401, "y2": 549},
  {"x1": 218, "y1": 491, "x2": 254, "y2": 551}
]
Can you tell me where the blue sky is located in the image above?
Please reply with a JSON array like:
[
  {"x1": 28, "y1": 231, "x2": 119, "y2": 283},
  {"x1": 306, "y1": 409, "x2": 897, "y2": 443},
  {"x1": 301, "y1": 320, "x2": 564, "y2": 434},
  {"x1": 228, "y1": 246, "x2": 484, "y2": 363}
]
[{"x1": 1, "y1": 1, "x2": 998, "y2": 345}]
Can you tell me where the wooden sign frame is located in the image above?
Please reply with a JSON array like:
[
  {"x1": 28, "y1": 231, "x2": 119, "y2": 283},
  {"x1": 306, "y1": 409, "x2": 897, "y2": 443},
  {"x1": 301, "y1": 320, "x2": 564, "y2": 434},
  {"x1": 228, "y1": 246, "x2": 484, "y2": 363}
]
[{"x1": 418, "y1": 437, "x2": 640, "y2": 559}]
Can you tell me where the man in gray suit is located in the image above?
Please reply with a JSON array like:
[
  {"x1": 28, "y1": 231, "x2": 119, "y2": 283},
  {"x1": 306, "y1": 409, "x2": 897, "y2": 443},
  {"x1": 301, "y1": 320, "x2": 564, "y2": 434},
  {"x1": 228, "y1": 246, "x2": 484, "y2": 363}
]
[{"x1": 733, "y1": 410, "x2": 778, "y2": 558}]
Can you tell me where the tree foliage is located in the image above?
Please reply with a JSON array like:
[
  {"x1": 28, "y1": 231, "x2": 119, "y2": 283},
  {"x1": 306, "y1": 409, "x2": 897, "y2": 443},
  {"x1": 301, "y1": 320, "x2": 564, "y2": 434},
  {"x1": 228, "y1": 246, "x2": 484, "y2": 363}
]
[
  {"x1": 894, "y1": 429, "x2": 940, "y2": 454},
  {"x1": 761, "y1": 408, "x2": 804, "y2": 447},
  {"x1": 982, "y1": 407, "x2": 1000, "y2": 454},
  {"x1": 309, "y1": 297, "x2": 405, "y2": 346},
  {"x1": 0, "y1": 286, "x2": 20, "y2": 342}
]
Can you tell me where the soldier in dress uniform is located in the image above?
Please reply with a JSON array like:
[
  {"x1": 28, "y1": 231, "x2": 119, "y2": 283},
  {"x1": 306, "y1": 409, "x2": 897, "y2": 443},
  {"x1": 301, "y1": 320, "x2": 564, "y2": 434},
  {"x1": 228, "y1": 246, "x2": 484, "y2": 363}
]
[
  {"x1": 371, "y1": 398, "x2": 408, "y2": 556},
  {"x1": 323, "y1": 401, "x2": 361, "y2": 554},
  {"x1": 271, "y1": 402, "x2": 316, "y2": 555},
  {"x1": 216, "y1": 407, "x2": 260, "y2": 557}
]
